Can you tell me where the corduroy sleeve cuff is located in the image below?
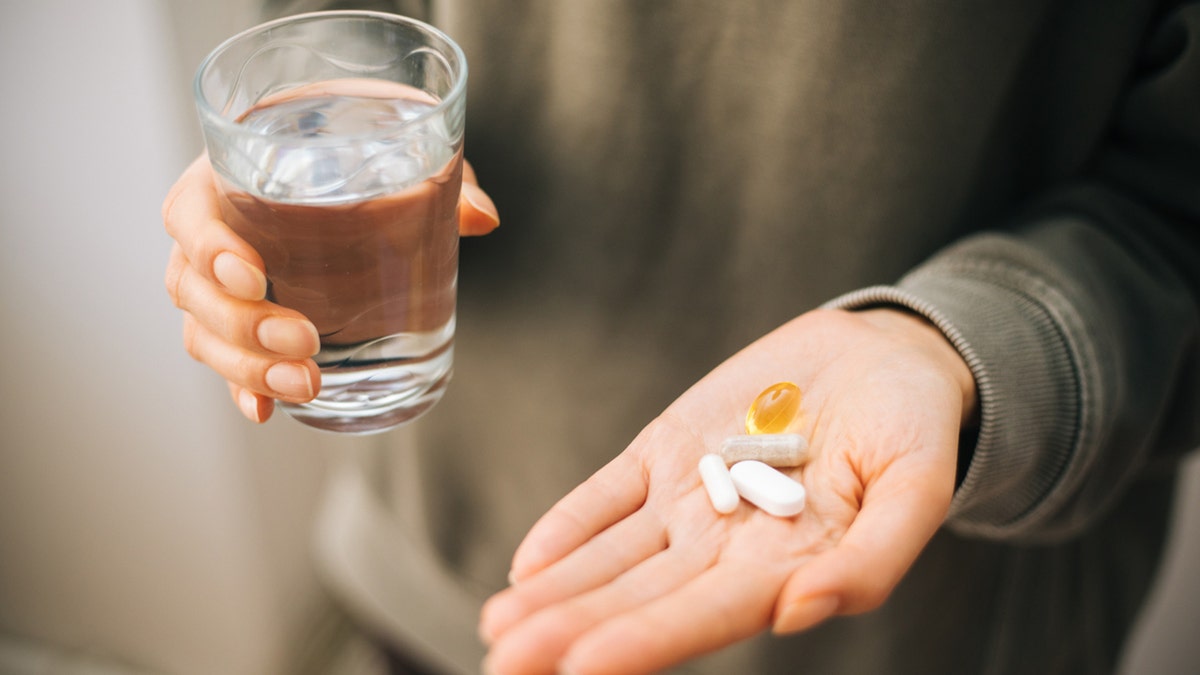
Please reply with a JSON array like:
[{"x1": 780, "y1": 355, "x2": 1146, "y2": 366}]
[{"x1": 824, "y1": 248, "x2": 1082, "y2": 540}]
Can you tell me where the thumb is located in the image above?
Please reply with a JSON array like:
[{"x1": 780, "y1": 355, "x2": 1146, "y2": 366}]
[
  {"x1": 459, "y1": 159, "x2": 499, "y2": 235},
  {"x1": 459, "y1": 181, "x2": 500, "y2": 235},
  {"x1": 772, "y1": 459, "x2": 953, "y2": 634}
]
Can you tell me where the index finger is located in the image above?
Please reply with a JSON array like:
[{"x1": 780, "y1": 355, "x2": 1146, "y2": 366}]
[
  {"x1": 458, "y1": 159, "x2": 500, "y2": 236},
  {"x1": 162, "y1": 155, "x2": 267, "y2": 301},
  {"x1": 557, "y1": 559, "x2": 785, "y2": 675},
  {"x1": 772, "y1": 453, "x2": 955, "y2": 633},
  {"x1": 508, "y1": 449, "x2": 648, "y2": 583}
]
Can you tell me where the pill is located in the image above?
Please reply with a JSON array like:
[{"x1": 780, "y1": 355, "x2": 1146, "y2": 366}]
[
  {"x1": 698, "y1": 453, "x2": 740, "y2": 514},
  {"x1": 746, "y1": 382, "x2": 802, "y2": 435},
  {"x1": 720, "y1": 433, "x2": 809, "y2": 467},
  {"x1": 729, "y1": 460, "x2": 806, "y2": 517}
]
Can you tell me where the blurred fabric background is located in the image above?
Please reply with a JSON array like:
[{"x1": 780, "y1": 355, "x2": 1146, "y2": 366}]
[{"x1": 0, "y1": 1, "x2": 1196, "y2": 673}]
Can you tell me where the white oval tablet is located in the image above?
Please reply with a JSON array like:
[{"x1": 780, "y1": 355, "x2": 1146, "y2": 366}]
[
  {"x1": 729, "y1": 460, "x2": 806, "y2": 517},
  {"x1": 698, "y1": 453, "x2": 740, "y2": 514}
]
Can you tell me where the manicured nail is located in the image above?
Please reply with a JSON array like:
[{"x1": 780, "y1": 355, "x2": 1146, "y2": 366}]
[
  {"x1": 257, "y1": 317, "x2": 320, "y2": 357},
  {"x1": 462, "y1": 183, "x2": 500, "y2": 232},
  {"x1": 213, "y1": 252, "x2": 267, "y2": 301},
  {"x1": 238, "y1": 388, "x2": 263, "y2": 423},
  {"x1": 265, "y1": 362, "x2": 314, "y2": 400},
  {"x1": 772, "y1": 595, "x2": 839, "y2": 635}
]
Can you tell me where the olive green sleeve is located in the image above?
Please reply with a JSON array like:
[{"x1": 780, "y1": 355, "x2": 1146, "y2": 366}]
[{"x1": 828, "y1": 3, "x2": 1200, "y2": 543}]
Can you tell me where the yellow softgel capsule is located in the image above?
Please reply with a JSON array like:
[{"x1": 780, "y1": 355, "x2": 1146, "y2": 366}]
[{"x1": 745, "y1": 382, "x2": 802, "y2": 435}]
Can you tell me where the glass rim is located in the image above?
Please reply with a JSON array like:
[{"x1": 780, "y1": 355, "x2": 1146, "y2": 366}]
[{"x1": 193, "y1": 10, "x2": 468, "y2": 146}]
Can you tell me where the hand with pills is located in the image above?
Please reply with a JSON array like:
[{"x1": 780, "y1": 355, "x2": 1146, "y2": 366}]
[{"x1": 479, "y1": 307, "x2": 978, "y2": 675}]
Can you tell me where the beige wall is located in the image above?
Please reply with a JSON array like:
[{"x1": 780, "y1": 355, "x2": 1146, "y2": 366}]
[{"x1": 0, "y1": 2, "x2": 356, "y2": 673}]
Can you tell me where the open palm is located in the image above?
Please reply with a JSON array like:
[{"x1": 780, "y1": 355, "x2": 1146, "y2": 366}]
[{"x1": 480, "y1": 308, "x2": 976, "y2": 675}]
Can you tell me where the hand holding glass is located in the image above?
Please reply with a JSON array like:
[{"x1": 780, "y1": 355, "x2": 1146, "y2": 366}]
[{"x1": 193, "y1": 11, "x2": 468, "y2": 434}]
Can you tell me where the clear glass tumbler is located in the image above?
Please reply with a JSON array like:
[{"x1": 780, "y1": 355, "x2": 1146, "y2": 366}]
[{"x1": 194, "y1": 11, "x2": 467, "y2": 434}]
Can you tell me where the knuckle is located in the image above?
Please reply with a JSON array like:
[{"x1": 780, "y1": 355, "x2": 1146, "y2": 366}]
[
  {"x1": 218, "y1": 309, "x2": 250, "y2": 349},
  {"x1": 164, "y1": 262, "x2": 185, "y2": 308},
  {"x1": 181, "y1": 314, "x2": 202, "y2": 362},
  {"x1": 161, "y1": 188, "x2": 183, "y2": 237},
  {"x1": 232, "y1": 351, "x2": 268, "y2": 389}
]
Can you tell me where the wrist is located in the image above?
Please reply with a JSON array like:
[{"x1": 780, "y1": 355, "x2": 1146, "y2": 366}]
[{"x1": 855, "y1": 307, "x2": 980, "y2": 430}]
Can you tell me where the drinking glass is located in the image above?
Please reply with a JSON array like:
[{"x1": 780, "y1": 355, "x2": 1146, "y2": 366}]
[{"x1": 194, "y1": 11, "x2": 468, "y2": 434}]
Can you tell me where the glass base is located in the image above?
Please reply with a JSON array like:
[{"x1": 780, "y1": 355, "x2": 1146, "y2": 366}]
[{"x1": 280, "y1": 347, "x2": 453, "y2": 435}]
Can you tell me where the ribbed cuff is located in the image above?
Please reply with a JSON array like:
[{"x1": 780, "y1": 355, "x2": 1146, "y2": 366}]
[{"x1": 825, "y1": 261, "x2": 1080, "y2": 539}]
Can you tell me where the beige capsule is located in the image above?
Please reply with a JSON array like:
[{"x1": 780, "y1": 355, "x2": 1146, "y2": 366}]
[{"x1": 719, "y1": 433, "x2": 809, "y2": 467}]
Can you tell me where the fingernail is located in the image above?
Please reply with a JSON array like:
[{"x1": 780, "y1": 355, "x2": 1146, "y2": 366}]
[
  {"x1": 237, "y1": 388, "x2": 263, "y2": 423},
  {"x1": 213, "y1": 252, "x2": 267, "y2": 301},
  {"x1": 772, "y1": 595, "x2": 839, "y2": 635},
  {"x1": 265, "y1": 362, "x2": 314, "y2": 400},
  {"x1": 257, "y1": 317, "x2": 320, "y2": 357},
  {"x1": 462, "y1": 183, "x2": 500, "y2": 231}
]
